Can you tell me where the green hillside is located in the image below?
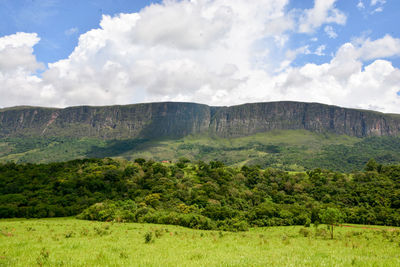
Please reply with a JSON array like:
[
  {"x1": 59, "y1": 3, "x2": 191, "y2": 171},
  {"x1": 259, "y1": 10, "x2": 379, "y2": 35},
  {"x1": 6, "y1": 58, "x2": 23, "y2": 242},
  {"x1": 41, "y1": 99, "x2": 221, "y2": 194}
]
[{"x1": 1, "y1": 130, "x2": 400, "y2": 172}]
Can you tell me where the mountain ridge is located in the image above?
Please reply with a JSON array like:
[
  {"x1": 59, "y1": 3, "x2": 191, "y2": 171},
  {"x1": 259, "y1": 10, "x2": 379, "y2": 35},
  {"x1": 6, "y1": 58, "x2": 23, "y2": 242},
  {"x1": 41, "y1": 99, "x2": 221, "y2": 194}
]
[{"x1": 1, "y1": 101, "x2": 400, "y2": 140}]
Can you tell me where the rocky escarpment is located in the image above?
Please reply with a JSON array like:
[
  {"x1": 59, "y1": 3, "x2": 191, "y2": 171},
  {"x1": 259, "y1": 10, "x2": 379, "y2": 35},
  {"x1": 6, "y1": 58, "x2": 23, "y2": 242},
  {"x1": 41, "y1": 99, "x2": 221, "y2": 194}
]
[
  {"x1": 209, "y1": 102, "x2": 400, "y2": 137},
  {"x1": 0, "y1": 103, "x2": 211, "y2": 139},
  {"x1": 1, "y1": 101, "x2": 400, "y2": 139}
]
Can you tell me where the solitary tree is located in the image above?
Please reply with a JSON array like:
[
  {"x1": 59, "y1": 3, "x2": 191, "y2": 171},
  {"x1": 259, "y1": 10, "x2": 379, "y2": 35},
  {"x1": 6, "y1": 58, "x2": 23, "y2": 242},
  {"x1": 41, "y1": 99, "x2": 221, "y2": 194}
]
[{"x1": 319, "y1": 208, "x2": 342, "y2": 239}]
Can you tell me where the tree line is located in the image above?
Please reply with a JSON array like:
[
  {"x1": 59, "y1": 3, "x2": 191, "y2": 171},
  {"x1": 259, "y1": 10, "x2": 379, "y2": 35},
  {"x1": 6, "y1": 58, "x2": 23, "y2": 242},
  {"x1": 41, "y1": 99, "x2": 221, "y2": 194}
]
[{"x1": 0, "y1": 158, "x2": 399, "y2": 231}]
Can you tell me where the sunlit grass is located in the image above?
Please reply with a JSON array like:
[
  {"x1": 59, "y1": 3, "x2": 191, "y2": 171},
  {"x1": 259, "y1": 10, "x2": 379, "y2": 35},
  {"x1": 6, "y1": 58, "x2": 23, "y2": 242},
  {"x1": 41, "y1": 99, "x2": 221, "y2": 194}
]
[
  {"x1": 1, "y1": 218, "x2": 399, "y2": 266},
  {"x1": 2, "y1": 130, "x2": 398, "y2": 172},
  {"x1": 0, "y1": 130, "x2": 359, "y2": 165}
]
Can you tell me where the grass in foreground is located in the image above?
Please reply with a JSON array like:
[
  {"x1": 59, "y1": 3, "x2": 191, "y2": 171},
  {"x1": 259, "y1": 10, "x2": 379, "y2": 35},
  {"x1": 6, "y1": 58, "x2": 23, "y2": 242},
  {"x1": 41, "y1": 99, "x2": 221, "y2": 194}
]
[{"x1": 1, "y1": 218, "x2": 400, "y2": 266}]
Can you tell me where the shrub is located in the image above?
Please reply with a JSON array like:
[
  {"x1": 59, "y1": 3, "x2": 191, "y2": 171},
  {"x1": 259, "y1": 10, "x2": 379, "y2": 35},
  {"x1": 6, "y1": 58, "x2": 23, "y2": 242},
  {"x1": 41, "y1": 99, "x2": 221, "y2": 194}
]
[
  {"x1": 77, "y1": 200, "x2": 137, "y2": 222},
  {"x1": 144, "y1": 231, "x2": 153, "y2": 244},
  {"x1": 315, "y1": 228, "x2": 329, "y2": 239},
  {"x1": 299, "y1": 228, "x2": 311, "y2": 237},
  {"x1": 217, "y1": 218, "x2": 249, "y2": 232},
  {"x1": 154, "y1": 229, "x2": 163, "y2": 238}
]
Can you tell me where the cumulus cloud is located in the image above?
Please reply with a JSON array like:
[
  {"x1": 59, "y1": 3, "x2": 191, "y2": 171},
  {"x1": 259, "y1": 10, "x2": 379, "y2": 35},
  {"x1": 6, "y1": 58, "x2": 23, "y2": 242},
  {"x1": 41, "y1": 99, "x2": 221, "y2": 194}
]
[
  {"x1": 0, "y1": 33, "x2": 47, "y2": 107},
  {"x1": 1, "y1": 0, "x2": 400, "y2": 113},
  {"x1": 0, "y1": 32, "x2": 43, "y2": 72},
  {"x1": 32, "y1": 0, "x2": 294, "y2": 107},
  {"x1": 274, "y1": 38, "x2": 400, "y2": 112},
  {"x1": 131, "y1": 1, "x2": 234, "y2": 50},
  {"x1": 298, "y1": 0, "x2": 346, "y2": 33},
  {"x1": 354, "y1": 35, "x2": 400, "y2": 61},
  {"x1": 287, "y1": 59, "x2": 399, "y2": 112}
]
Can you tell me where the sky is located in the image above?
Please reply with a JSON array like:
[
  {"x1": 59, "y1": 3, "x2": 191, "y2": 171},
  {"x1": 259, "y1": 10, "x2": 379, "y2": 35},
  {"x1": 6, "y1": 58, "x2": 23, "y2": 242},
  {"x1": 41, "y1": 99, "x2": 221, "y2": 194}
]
[{"x1": 1, "y1": 0, "x2": 400, "y2": 113}]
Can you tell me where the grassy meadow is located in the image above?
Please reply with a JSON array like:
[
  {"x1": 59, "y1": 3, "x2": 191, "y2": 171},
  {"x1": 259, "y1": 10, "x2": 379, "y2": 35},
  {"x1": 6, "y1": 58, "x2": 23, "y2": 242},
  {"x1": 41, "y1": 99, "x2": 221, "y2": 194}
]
[{"x1": 1, "y1": 218, "x2": 400, "y2": 266}]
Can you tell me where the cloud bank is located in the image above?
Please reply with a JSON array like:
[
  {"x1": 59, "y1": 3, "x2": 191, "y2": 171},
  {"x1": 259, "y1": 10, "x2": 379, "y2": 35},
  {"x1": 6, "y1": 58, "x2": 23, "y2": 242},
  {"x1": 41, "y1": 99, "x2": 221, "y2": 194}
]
[{"x1": 1, "y1": 0, "x2": 400, "y2": 113}]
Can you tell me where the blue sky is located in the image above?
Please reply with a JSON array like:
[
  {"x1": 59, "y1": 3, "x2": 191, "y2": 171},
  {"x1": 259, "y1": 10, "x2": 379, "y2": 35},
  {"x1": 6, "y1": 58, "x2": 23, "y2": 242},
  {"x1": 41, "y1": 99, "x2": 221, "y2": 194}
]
[
  {"x1": 288, "y1": 0, "x2": 400, "y2": 68},
  {"x1": 0, "y1": 0, "x2": 400, "y2": 112},
  {"x1": 0, "y1": 0, "x2": 161, "y2": 64},
  {"x1": 1, "y1": 0, "x2": 398, "y2": 67}
]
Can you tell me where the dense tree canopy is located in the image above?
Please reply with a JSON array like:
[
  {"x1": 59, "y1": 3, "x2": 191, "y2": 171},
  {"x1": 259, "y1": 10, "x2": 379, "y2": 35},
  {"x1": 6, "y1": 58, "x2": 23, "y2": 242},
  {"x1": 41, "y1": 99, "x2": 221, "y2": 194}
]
[{"x1": 0, "y1": 158, "x2": 400, "y2": 231}]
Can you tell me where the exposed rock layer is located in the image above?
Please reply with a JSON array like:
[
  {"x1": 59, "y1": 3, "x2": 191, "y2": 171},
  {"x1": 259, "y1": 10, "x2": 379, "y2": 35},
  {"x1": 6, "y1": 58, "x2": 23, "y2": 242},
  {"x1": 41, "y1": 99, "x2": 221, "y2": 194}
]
[{"x1": 1, "y1": 101, "x2": 400, "y2": 139}]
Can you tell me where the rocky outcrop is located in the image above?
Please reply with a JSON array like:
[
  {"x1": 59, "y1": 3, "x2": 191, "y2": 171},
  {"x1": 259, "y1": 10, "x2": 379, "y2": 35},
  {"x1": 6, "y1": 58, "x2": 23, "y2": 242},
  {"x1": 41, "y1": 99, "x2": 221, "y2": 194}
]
[{"x1": 1, "y1": 101, "x2": 400, "y2": 139}]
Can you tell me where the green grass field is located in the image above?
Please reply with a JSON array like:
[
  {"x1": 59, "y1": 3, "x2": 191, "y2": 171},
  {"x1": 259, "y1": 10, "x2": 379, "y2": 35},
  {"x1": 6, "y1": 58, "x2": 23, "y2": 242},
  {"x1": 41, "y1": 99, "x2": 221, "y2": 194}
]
[{"x1": 1, "y1": 218, "x2": 399, "y2": 266}]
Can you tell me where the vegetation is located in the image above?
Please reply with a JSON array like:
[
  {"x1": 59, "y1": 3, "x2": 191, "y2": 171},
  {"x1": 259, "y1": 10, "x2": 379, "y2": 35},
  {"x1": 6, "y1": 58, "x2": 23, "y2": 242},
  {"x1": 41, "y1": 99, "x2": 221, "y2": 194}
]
[
  {"x1": 1, "y1": 135, "x2": 400, "y2": 265},
  {"x1": 319, "y1": 208, "x2": 343, "y2": 239},
  {"x1": 1, "y1": 158, "x2": 400, "y2": 231},
  {"x1": 0, "y1": 218, "x2": 399, "y2": 266},
  {"x1": 1, "y1": 130, "x2": 400, "y2": 172}
]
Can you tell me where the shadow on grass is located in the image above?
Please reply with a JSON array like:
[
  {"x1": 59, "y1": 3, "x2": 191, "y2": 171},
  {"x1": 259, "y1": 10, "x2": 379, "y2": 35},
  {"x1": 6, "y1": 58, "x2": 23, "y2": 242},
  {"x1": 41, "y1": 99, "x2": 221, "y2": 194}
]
[{"x1": 85, "y1": 139, "x2": 154, "y2": 158}]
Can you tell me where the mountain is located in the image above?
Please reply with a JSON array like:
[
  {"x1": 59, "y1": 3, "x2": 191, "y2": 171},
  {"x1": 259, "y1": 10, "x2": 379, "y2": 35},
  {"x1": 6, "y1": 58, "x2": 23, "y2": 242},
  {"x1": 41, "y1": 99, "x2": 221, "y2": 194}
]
[
  {"x1": 1, "y1": 101, "x2": 400, "y2": 171},
  {"x1": 1, "y1": 101, "x2": 400, "y2": 139}
]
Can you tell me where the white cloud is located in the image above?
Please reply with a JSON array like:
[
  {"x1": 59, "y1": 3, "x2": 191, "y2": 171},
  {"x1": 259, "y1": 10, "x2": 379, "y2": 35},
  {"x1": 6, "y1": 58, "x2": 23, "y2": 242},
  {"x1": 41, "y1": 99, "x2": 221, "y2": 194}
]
[
  {"x1": 0, "y1": 33, "x2": 46, "y2": 107},
  {"x1": 33, "y1": 0, "x2": 294, "y2": 107},
  {"x1": 324, "y1": 25, "x2": 338, "y2": 39},
  {"x1": 372, "y1": 7, "x2": 383, "y2": 13},
  {"x1": 0, "y1": 32, "x2": 41, "y2": 51},
  {"x1": 356, "y1": 35, "x2": 400, "y2": 61},
  {"x1": 298, "y1": 0, "x2": 347, "y2": 33},
  {"x1": 370, "y1": 0, "x2": 386, "y2": 12},
  {"x1": 0, "y1": 32, "x2": 43, "y2": 75},
  {"x1": 273, "y1": 37, "x2": 400, "y2": 112},
  {"x1": 131, "y1": 1, "x2": 234, "y2": 50},
  {"x1": 357, "y1": 1, "x2": 365, "y2": 9},
  {"x1": 1, "y1": 0, "x2": 400, "y2": 114},
  {"x1": 277, "y1": 45, "x2": 312, "y2": 71},
  {"x1": 370, "y1": 0, "x2": 386, "y2": 6},
  {"x1": 315, "y1": 45, "x2": 326, "y2": 56}
]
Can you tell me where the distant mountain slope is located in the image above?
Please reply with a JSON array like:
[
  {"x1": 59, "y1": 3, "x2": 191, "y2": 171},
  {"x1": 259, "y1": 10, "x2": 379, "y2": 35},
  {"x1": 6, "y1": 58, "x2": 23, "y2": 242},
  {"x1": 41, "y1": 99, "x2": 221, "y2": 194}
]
[
  {"x1": 1, "y1": 101, "x2": 400, "y2": 139},
  {"x1": 1, "y1": 101, "x2": 400, "y2": 171}
]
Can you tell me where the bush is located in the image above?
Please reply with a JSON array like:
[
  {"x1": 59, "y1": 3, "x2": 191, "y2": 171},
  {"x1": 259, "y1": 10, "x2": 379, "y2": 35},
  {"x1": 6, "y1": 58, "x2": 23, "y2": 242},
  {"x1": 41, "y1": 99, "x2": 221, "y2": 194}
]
[
  {"x1": 315, "y1": 228, "x2": 329, "y2": 239},
  {"x1": 144, "y1": 232, "x2": 153, "y2": 244},
  {"x1": 76, "y1": 202, "x2": 116, "y2": 221},
  {"x1": 141, "y1": 211, "x2": 216, "y2": 230},
  {"x1": 299, "y1": 228, "x2": 311, "y2": 237},
  {"x1": 77, "y1": 200, "x2": 137, "y2": 222},
  {"x1": 217, "y1": 218, "x2": 249, "y2": 232}
]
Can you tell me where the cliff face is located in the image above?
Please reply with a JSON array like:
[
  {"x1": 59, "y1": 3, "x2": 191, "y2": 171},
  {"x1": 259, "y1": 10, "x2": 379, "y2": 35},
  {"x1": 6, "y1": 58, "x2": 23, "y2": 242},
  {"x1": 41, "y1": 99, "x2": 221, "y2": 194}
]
[
  {"x1": 0, "y1": 103, "x2": 211, "y2": 139},
  {"x1": 209, "y1": 102, "x2": 400, "y2": 137},
  {"x1": 1, "y1": 101, "x2": 400, "y2": 139}
]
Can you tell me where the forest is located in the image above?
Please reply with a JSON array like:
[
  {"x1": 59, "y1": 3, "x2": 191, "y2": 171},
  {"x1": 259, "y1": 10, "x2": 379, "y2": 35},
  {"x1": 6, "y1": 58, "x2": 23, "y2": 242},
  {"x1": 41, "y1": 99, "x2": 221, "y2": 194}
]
[{"x1": 1, "y1": 158, "x2": 400, "y2": 231}]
